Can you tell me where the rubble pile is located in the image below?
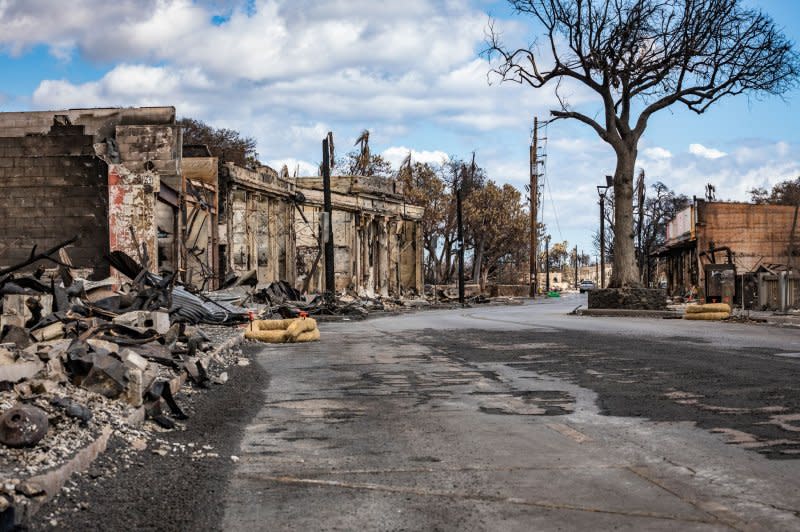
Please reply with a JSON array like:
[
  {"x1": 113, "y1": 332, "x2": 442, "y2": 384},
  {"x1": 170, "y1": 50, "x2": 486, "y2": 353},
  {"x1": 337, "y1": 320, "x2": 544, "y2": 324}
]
[
  {"x1": 214, "y1": 275, "x2": 413, "y2": 319},
  {"x1": 0, "y1": 243, "x2": 250, "y2": 524}
]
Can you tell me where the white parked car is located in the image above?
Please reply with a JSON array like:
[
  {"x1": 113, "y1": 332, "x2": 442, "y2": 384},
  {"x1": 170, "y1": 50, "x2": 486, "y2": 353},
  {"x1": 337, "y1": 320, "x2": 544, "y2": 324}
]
[{"x1": 579, "y1": 280, "x2": 596, "y2": 293}]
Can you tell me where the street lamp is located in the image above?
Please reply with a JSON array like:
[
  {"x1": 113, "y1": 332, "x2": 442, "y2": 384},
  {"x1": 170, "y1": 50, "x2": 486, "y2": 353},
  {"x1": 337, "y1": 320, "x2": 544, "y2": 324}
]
[{"x1": 597, "y1": 175, "x2": 613, "y2": 288}]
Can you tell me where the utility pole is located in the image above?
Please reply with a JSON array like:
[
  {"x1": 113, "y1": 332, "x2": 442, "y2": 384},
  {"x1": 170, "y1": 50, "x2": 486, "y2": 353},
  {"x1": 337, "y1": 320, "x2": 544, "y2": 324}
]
[
  {"x1": 636, "y1": 170, "x2": 645, "y2": 283},
  {"x1": 545, "y1": 235, "x2": 551, "y2": 292},
  {"x1": 457, "y1": 183, "x2": 465, "y2": 305},
  {"x1": 456, "y1": 160, "x2": 468, "y2": 305},
  {"x1": 322, "y1": 132, "x2": 335, "y2": 298},
  {"x1": 599, "y1": 196, "x2": 606, "y2": 289},
  {"x1": 574, "y1": 246, "x2": 579, "y2": 290},
  {"x1": 529, "y1": 117, "x2": 539, "y2": 298}
]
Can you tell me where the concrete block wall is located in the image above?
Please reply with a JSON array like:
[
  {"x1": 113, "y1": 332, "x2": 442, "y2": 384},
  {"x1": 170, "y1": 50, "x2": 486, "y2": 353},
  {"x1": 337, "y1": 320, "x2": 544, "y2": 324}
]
[
  {"x1": 116, "y1": 125, "x2": 181, "y2": 176},
  {"x1": 0, "y1": 126, "x2": 110, "y2": 275}
]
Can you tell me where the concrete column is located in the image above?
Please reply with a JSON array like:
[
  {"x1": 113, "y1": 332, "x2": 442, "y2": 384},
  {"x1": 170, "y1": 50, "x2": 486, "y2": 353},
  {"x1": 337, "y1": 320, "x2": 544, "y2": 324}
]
[
  {"x1": 379, "y1": 217, "x2": 390, "y2": 297},
  {"x1": 107, "y1": 164, "x2": 157, "y2": 280}
]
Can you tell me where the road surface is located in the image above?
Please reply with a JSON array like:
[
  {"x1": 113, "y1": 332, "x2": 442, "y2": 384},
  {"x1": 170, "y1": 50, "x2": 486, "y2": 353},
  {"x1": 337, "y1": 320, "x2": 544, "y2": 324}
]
[{"x1": 223, "y1": 294, "x2": 800, "y2": 531}]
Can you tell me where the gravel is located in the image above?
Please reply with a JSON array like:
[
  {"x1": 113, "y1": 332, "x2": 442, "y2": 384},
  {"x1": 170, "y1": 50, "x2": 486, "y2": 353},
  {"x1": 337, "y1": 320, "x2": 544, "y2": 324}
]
[{"x1": 28, "y1": 342, "x2": 267, "y2": 531}]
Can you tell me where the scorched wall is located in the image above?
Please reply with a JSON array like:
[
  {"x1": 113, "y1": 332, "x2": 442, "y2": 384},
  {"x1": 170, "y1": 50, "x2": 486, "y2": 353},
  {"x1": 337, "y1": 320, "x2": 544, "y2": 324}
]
[{"x1": 0, "y1": 124, "x2": 110, "y2": 277}]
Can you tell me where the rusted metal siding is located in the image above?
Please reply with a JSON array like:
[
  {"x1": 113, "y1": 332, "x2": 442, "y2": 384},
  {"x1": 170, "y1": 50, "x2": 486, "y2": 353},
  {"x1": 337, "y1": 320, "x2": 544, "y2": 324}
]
[{"x1": 663, "y1": 201, "x2": 800, "y2": 296}]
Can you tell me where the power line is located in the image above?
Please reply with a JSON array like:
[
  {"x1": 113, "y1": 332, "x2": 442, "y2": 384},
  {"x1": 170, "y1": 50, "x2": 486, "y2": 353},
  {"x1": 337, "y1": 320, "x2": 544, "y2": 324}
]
[{"x1": 541, "y1": 120, "x2": 563, "y2": 242}]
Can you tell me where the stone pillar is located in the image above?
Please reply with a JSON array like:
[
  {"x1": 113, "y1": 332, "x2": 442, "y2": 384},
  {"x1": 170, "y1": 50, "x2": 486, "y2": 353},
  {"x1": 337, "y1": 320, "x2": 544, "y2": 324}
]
[{"x1": 107, "y1": 164, "x2": 157, "y2": 279}]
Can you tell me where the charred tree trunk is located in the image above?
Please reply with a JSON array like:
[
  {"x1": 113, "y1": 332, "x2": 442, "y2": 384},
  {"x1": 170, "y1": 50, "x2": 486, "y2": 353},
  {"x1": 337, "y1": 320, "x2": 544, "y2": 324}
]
[
  {"x1": 472, "y1": 237, "x2": 485, "y2": 285},
  {"x1": 610, "y1": 146, "x2": 640, "y2": 288}
]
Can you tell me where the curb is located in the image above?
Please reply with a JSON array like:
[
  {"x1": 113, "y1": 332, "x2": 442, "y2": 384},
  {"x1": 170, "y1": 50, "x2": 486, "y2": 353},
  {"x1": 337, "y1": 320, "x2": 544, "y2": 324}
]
[
  {"x1": 15, "y1": 426, "x2": 112, "y2": 525},
  {"x1": 12, "y1": 329, "x2": 247, "y2": 526},
  {"x1": 576, "y1": 308, "x2": 681, "y2": 319}
]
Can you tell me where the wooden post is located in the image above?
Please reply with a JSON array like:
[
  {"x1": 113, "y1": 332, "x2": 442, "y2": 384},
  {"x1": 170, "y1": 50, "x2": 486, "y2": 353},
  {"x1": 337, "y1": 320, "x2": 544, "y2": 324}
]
[
  {"x1": 545, "y1": 235, "x2": 550, "y2": 292},
  {"x1": 322, "y1": 133, "x2": 335, "y2": 297},
  {"x1": 574, "y1": 245, "x2": 579, "y2": 290}
]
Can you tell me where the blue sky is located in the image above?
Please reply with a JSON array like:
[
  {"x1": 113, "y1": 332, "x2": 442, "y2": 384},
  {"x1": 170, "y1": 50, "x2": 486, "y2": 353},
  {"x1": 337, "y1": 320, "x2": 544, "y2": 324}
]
[{"x1": 0, "y1": 0, "x2": 798, "y2": 255}]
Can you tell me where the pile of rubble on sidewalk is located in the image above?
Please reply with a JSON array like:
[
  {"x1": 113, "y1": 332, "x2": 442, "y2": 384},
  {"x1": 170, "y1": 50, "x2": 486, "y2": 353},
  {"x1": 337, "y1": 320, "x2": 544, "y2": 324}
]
[{"x1": 0, "y1": 241, "x2": 255, "y2": 524}]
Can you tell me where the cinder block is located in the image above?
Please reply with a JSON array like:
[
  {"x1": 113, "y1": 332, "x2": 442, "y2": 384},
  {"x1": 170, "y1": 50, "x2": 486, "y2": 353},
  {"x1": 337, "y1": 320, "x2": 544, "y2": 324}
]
[{"x1": 112, "y1": 310, "x2": 170, "y2": 334}]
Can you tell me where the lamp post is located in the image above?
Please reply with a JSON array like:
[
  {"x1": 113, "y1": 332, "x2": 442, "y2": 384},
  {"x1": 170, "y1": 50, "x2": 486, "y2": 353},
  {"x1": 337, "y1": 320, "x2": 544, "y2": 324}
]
[{"x1": 597, "y1": 176, "x2": 613, "y2": 289}]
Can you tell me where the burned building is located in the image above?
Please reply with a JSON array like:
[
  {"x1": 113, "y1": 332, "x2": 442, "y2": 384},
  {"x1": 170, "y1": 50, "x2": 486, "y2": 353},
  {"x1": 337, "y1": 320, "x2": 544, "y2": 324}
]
[
  {"x1": 214, "y1": 169, "x2": 424, "y2": 295},
  {"x1": 218, "y1": 162, "x2": 298, "y2": 287},
  {"x1": 294, "y1": 175, "x2": 424, "y2": 297},
  {"x1": 658, "y1": 199, "x2": 800, "y2": 302},
  {"x1": 0, "y1": 107, "x2": 424, "y2": 297},
  {"x1": 0, "y1": 107, "x2": 181, "y2": 281}
]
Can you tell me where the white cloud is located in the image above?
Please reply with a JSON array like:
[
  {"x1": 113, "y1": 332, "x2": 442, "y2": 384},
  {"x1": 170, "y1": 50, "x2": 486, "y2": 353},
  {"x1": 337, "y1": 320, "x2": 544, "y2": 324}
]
[
  {"x1": 689, "y1": 143, "x2": 727, "y2": 160},
  {"x1": 381, "y1": 147, "x2": 449, "y2": 168},
  {"x1": 0, "y1": 1, "x2": 484, "y2": 81},
  {"x1": 549, "y1": 137, "x2": 606, "y2": 154},
  {"x1": 635, "y1": 141, "x2": 800, "y2": 203},
  {"x1": 642, "y1": 147, "x2": 672, "y2": 160},
  {"x1": 266, "y1": 158, "x2": 318, "y2": 177},
  {"x1": 32, "y1": 64, "x2": 211, "y2": 108}
]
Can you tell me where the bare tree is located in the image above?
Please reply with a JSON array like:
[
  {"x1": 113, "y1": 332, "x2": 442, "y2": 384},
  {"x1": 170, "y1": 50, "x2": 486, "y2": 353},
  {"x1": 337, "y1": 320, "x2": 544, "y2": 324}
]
[{"x1": 486, "y1": 0, "x2": 799, "y2": 286}]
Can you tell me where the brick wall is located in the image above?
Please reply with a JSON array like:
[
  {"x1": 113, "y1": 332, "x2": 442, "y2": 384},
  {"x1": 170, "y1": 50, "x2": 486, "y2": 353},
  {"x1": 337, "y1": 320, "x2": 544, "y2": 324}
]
[
  {"x1": 0, "y1": 125, "x2": 110, "y2": 276},
  {"x1": 697, "y1": 202, "x2": 798, "y2": 272}
]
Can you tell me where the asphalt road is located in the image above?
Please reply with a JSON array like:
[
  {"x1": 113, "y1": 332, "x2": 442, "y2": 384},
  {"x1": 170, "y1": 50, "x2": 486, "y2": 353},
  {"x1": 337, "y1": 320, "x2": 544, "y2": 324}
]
[
  {"x1": 225, "y1": 295, "x2": 800, "y2": 531},
  {"x1": 31, "y1": 295, "x2": 800, "y2": 530}
]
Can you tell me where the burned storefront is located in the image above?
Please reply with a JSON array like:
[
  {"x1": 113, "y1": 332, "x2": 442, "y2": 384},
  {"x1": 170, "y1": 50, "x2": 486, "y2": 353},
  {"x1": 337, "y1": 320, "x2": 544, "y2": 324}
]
[
  {"x1": 217, "y1": 162, "x2": 297, "y2": 287},
  {"x1": 214, "y1": 169, "x2": 424, "y2": 297},
  {"x1": 294, "y1": 175, "x2": 424, "y2": 297},
  {"x1": 657, "y1": 199, "x2": 800, "y2": 306}
]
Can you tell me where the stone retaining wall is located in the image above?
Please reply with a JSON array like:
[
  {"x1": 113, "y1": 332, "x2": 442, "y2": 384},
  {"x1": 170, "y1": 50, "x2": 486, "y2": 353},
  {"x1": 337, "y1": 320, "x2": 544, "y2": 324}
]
[{"x1": 588, "y1": 288, "x2": 667, "y2": 310}]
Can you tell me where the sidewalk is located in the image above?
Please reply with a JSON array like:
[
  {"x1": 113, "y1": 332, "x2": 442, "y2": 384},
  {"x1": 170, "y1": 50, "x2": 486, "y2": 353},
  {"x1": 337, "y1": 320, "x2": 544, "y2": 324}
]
[{"x1": 577, "y1": 303, "x2": 800, "y2": 327}]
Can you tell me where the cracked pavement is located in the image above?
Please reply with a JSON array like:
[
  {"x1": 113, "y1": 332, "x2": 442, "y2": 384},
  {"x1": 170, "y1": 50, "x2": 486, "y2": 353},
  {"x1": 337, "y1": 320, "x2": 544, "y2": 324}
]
[{"x1": 221, "y1": 295, "x2": 800, "y2": 531}]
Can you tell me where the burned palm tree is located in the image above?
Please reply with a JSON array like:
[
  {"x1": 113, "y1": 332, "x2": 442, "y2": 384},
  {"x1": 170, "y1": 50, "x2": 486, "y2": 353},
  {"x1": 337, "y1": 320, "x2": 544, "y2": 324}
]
[{"x1": 354, "y1": 130, "x2": 371, "y2": 176}]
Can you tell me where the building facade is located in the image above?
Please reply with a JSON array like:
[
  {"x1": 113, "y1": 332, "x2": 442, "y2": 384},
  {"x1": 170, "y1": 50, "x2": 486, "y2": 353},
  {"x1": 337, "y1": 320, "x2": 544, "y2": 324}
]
[{"x1": 658, "y1": 200, "x2": 800, "y2": 296}]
